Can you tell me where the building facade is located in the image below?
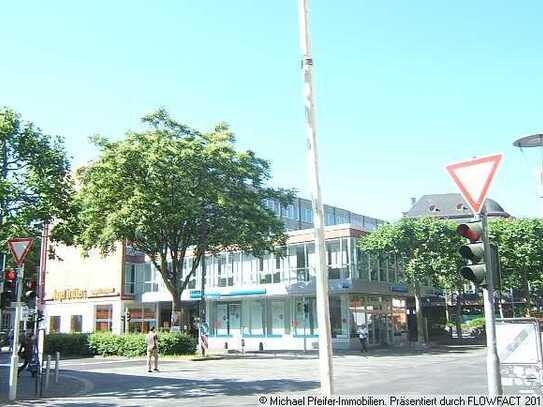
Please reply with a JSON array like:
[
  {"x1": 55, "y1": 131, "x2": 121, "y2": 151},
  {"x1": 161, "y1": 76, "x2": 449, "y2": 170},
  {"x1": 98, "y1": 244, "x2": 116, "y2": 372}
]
[{"x1": 39, "y1": 197, "x2": 431, "y2": 350}]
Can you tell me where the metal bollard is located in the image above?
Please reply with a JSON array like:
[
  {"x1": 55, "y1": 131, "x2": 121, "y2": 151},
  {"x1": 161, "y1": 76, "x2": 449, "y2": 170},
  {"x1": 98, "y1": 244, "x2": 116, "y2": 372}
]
[
  {"x1": 259, "y1": 342, "x2": 264, "y2": 352},
  {"x1": 44, "y1": 355, "x2": 51, "y2": 391},
  {"x1": 54, "y1": 352, "x2": 60, "y2": 384},
  {"x1": 241, "y1": 338, "x2": 245, "y2": 354}
]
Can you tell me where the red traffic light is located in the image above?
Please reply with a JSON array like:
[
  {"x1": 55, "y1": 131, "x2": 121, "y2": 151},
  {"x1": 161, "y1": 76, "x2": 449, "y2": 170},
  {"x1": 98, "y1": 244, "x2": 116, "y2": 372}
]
[
  {"x1": 457, "y1": 222, "x2": 482, "y2": 242},
  {"x1": 5, "y1": 270, "x2": 16, "y2": 281}
]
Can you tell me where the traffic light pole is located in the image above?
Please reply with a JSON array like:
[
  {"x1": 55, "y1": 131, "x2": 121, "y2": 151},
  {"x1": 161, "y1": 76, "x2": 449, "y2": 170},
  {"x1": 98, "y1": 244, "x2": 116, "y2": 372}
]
[
  {"x1": 9, "y1": 265, "x2": 24, "y2": 401},
  {"x1": 480, "y1": 210, "x2": 503, "y2": 396}
]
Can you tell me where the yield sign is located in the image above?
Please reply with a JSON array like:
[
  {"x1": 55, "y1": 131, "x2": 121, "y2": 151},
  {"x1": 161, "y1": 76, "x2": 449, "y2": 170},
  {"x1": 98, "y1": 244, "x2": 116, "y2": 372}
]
[
  {"x1": 445, "y1": 153, "x2": 503, "y2": 214},
  {"x1": 7, "y1": 238, "x2": 34, "y2": 267}
]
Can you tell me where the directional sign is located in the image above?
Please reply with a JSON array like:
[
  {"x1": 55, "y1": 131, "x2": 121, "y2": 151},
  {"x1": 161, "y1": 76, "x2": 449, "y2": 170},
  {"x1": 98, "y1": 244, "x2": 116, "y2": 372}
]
[
  {"x1": 7, "y1": 238, "x2": 33, "y2": 267},
  {"x1": 445, "y1": 153, "x2": 503, "y2": 214}
]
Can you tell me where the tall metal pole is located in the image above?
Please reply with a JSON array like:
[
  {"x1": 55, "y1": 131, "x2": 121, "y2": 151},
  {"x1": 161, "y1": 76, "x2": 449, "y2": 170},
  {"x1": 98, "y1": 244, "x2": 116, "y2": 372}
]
[
  {"x1": 298, "y1": 0, "x2": 334, "y2": 395},
  {"x1": 480, "y1": 209, "x2": 502, "y2": 396},
  {"x1": 9, "y1": 265, "x2": 24, "y2": 401}
]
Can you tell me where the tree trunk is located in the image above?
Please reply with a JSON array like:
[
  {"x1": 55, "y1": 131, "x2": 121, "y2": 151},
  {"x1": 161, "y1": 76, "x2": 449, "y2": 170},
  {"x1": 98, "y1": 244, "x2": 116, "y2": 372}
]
[
  {"x1": 455, "y1": 292, "x2": 463, "y2": 340},
  {"x1": 414, "y1": 283, "x2": 426, "y2": 345},
  {"x1": 171, "y1": 298, "x2": 184, "y2": 332},
  {"x1": 444, "y1": 291, "x2": 451, "y2": 337}
]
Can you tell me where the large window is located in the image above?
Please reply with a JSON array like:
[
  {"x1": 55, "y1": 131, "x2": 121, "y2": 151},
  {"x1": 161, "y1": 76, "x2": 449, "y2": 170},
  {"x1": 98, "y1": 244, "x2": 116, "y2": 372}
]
[
  {"x1": 49, "y1": 316, "x2": 61, "y2": 333},
  {"x1": 70, "y1": 315, "x2": 83, "y2": 333},
  {"x1": 242, "y1": 299, "x2": 264, "y2": 336},
  {"x1": 330, "y1": 296, "x2": 349, "y2": 338},
  {"x1": 269, "y1": 300, "x2": 288, "y2": 336},
  {"x1": 212, "y1": 302, "x2": 241, "y2": 336},
  {"x1": 288, "y1": 244, "x2": 308, "y2": 282},
  {"x1": 128, "y1": 307, "x2": 156, "y2": 333},
  {"x1": 95, "y1": 305, "x2": 112, "y2": 332}
]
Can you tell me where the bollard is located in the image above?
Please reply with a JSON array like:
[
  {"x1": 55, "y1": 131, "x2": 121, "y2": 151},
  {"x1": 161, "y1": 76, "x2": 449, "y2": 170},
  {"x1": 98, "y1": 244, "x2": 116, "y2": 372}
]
[
  {"x1": 224, "y1": 342, "x2": 228, "y2": 350},
  {"x1": 259, "y1": 342, "x2": 264, "y2": 352},
  {"x1": 54, "y1": 352, "x2": 60, "y2": 384},
  {"x1": 241, "y1": 338, "x2": 245, "y2": 354},
  {"x1": 44, "y1": 355, "x2": 51, "y2": 391}
]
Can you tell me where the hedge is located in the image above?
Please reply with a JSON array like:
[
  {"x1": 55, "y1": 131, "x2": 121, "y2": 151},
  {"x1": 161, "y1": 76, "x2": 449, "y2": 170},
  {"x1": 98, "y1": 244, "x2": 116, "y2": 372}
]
[
  {"x1": 45, "y1": 332, "x2": 197, "y2": 357},
  {"x1": 44, "y1": 333, "x2": 93, "y2": 357}
]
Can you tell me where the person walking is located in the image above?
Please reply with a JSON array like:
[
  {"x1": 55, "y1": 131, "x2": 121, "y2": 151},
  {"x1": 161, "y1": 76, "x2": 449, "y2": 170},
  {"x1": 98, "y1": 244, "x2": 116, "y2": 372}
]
[
  {"x1": 17, "y1": 331, "x2": 34, "y2": 376},
  {"x1": 357, "y1": 325, "x2": 369, "y2": 353},
  {"x1": 146, "y1": 326, "x2": 159, "y2": 373}
]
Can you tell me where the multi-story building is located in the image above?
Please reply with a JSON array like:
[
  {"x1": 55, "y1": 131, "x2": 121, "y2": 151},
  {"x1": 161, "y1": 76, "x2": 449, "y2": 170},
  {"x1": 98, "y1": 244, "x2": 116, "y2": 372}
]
[{"x1": 41, "y1": 196, "x2": 432, "y2": 350}]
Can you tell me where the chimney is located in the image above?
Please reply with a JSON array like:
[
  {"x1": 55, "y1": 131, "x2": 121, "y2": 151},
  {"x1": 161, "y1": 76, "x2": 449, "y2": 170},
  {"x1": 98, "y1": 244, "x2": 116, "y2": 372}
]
[{"x1": 410, "y1": 197, "x2": 416, "y2": 206}]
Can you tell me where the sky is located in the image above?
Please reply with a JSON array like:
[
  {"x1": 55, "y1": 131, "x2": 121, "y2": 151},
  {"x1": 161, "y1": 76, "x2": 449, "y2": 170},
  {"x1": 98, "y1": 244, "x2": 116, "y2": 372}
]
[{"x1": 2, "y1": 1, "x2": 543, "y2": 222}]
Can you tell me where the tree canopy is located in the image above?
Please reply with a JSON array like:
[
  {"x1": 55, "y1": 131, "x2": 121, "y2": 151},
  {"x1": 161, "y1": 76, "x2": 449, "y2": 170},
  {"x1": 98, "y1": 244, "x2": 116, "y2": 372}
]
[
  {"x1": 71, "y1": 109, "x2": 294, "y2": 317},
  {"x1": 0, "y1": 107, "x2": 74, "y2": 274}
]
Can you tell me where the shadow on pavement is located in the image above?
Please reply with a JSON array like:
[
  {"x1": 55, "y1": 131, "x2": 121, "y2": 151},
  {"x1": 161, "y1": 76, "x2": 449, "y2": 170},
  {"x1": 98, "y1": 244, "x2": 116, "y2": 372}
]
[{"x1": 41, "y1": 370, "x2": 319, "y2": 400}]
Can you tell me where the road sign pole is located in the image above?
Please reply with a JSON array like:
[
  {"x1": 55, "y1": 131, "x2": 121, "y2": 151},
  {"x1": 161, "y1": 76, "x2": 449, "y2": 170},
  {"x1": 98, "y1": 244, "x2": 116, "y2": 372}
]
[
  {"x1": 298, "y1": 0, "x2": 334, "y2": 395},
  {"x1": 8, "y1": 265, "x2": 24, "y2": 401},
  {"x1": 480, "y1": 209, "x2": 503, "y2": 396}
]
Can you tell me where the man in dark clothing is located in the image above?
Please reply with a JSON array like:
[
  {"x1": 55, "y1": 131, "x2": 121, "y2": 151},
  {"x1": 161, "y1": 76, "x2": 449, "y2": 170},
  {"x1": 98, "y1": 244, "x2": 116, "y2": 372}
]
[{"x1": 17, "y1": 332, "x2": 34, "y2": 376}]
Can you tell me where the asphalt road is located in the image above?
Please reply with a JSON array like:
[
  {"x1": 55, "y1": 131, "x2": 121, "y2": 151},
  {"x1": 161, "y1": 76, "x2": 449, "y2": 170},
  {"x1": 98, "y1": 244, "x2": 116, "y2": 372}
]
[{"x1": 1, "y1": 345, "x2": 493, "y2": 406}]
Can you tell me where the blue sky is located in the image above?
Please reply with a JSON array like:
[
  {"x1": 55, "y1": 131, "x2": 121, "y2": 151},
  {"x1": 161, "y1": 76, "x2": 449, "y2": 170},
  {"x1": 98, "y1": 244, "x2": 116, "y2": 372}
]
[{"x1": 2, "y1": 1, "x2": 543, "y2": 221}]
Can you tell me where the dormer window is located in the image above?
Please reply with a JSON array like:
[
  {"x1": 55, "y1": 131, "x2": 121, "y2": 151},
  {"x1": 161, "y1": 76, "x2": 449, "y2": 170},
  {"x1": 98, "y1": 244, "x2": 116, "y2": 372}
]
[
  {"x1": 456, "y1": 203, "x2": 468, "y2": 212},
  {"x1": 429, "y1": 205, "x2": 440, "y2": 213}
]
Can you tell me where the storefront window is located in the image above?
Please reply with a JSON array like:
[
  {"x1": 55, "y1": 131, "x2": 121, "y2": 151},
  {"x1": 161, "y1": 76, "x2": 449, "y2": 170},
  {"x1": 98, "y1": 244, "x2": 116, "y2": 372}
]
[
  {"x1": 95, "y1": 305, "x2": 112, "y2": 332},
  {"x1": 128, "y1": 307, "x2": 156, "y2": 333},
  {"x1": 70, "y1": 315, "x2": 83, "y2": 333},
  {"x1": 269, "y1": 300, "x2": 288, "y2": 336},
  {"x1": 242, "y1": 299, "x2": 264, "y2": 336},
  {"x1": 50, "y1": 316, "x2": 61, "y2": 333},
  {"x1": 212, "y1": 302, "x2": 241, "y2": 336}
]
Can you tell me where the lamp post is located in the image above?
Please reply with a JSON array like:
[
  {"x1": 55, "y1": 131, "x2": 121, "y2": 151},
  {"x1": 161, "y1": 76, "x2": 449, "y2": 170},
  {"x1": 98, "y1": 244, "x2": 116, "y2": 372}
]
[
  {"x1": 513, "y1": 133, "x2": 543, "y2": 217},
  {"x1": 298, "y1": 0, "x2": 334, "y2": 395}
]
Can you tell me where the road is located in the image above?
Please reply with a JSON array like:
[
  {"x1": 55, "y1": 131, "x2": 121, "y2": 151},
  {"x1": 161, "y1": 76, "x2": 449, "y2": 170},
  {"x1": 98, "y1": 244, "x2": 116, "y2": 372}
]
[{"x1": 1, "y1": 345, "x2": 489, "y2": 406}]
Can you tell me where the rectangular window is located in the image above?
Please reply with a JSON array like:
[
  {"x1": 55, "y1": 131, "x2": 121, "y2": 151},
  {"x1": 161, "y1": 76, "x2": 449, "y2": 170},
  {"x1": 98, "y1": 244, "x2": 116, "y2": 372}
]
[
  {"x1": 379, "y1": 254, "x2": 388, "y2": 282},
  {"x1": 124, "y1": 264, "x2": 136, "y2": 295},
  {"x1": 70, "y1": 315, "x2": 83, "y2": 333},
  {"x1": 243, "y1": 299, "x2": 264, "y2": 336},
  {"x1": 95, "y1": 305, "x2": 112, "y2": 332},
  {"x1": 370, "y1": 254, "x2": 379, "y2": 281},
  {"x1": 128, "y1": 307, "x2": 156, "y2": 333},
  {"x1": 49, "y1": 316, "x2": 61, "y2": 333},
  {"x1": 327, "y1": 240, "x2": 341, "y2": 279},
  {"x1": 270, "y1": 300, "x2": 287, "y2": 336},
  {"x1": 357, "y1": 249, "x2": 369, "y2": 280}
]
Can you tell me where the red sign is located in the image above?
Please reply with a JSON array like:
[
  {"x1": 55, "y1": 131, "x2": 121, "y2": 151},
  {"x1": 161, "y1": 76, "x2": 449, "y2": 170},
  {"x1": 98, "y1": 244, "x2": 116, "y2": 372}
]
[
  {"x1": 7, "y1": 238, "x2": 33, "y2": 267},
  {"x1": 5, "y1": 269, "x2": 16, "y2": 281},
  {"x1": 445, "y1": 154, "x2": 503, "y2": 214}
]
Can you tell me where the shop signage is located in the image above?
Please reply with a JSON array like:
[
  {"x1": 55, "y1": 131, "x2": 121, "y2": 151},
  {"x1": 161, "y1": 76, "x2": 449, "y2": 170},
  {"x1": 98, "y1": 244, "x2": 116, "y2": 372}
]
[
  {"x1": 90, "y1": 288, "x2": 117, "y2": 297},
  {"x1": 53, "y1": 288, "x2": 88, "y2": 302}
]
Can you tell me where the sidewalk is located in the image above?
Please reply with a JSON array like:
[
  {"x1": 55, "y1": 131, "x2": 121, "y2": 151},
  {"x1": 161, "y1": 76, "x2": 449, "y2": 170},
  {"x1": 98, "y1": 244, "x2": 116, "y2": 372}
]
[{"x1": 0, "y1": 351, "x2": 87, "y2": 403}]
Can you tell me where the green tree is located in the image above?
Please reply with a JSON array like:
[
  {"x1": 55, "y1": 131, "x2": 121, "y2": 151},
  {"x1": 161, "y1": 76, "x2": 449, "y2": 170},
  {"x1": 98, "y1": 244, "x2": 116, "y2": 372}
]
[
  {"x1": 0, "y1": 107, "x2": 74, "y2": 296},
  {"x1": 489, "y1": 217, "x2": 543, "y2": 316},
  {"x1": 359, "y1": 217, "x2": 463, "y2": 344},
  {"x1": 71, "y1": 109, "x2": 293, "y2": 327}
]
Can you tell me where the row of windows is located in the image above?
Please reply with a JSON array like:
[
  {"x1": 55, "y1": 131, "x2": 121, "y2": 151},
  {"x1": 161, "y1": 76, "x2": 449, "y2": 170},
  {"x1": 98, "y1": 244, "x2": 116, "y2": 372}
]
[{"x1": 124, "y1": 238, "x2": 408, "y2": 296}]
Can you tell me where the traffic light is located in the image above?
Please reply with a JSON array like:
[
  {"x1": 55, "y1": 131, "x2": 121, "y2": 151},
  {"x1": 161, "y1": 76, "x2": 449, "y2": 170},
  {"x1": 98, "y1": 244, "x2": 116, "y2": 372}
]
[
  {"x1": 0, "y1": 278, "x2": 16, "y2": 308},
  {"x1": 457, "y1": 221, "x2": 498, "y2": 288},
  {"x1": 126, "y1": 312, "x2": 131, "y2": 322}
]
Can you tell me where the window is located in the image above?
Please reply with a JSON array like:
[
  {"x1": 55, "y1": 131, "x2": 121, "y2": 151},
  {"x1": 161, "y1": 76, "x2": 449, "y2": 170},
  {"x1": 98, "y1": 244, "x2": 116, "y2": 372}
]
[
  {"x1": 95, "y1": 305, "x2": 112, "y2": 332},
  {"x1": 124, "y1": 264, "x2": 136, "y2": 295},
  {"x1": 379, "y1": 254, "x2": 388, "y2": 282},
  {"x1": 330, "y1": 296, "x2": 348, "y2": 338},
  {"x1": 212, "y1": 302, "x2": 241, "y2": 336},
  {"x1": 49, "y1": 316, "x2": 61, "y2": 333},
  {"x1": 302, "y1": 207, "x2": 313, "y2": 223},
  {"x1": 128, "y1": 307, "x2": 156, "y2": 333},
  {"x1": 356, "y1": 248, "x2": 369, "y2": 280},
  {"x1": 370, "y1": 254, "x2": 379, "y2": 281},
  {"x1": 243, "y1": 299, "x2": 264, "y2": 336},
  {"x1": 326, "y1": 240, "x2": 341, "y2": 279},
  {"x1": 325, "y1": 210, "x2": 335, "y2": 225},
  {"x1": 70, "y1": 315, "x2": 83, "y2": 333},
  {"x1": 288, "y1": 244, "x2": 308, "y2": 282},
  {"x1": 269, "y1": 300, "x2": 288, "y2": 335}
]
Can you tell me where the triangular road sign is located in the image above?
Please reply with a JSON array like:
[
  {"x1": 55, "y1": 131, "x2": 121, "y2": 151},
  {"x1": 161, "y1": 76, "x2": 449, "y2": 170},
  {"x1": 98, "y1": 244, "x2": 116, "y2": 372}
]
[
  {"x1": 7, "y1": 238, "x2": 34, "y2": 267},
  {"x1": 445, "y1": 153, "x2": 503, "y2": 214}
]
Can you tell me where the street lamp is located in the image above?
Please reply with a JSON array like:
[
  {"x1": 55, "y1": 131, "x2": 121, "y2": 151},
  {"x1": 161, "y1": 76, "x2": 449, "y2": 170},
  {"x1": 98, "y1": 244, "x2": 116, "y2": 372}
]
[{"x1": 513, "y1": 133, "x2": 543, "y2": 216}]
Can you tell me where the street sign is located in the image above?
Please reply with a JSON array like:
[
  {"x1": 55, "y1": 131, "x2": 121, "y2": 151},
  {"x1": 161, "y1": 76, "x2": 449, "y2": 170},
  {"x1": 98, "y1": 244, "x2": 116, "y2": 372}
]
[
  {"x1": 7, "y1": 238, "x2": 33, "y2": 267},
  {"x1": 445, "y1": 153, "x2": 503, "y2": 214}
]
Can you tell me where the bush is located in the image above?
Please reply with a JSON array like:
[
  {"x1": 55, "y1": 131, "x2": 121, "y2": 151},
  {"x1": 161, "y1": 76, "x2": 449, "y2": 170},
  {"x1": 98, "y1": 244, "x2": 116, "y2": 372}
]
[
  {"x1": 44, "y1": 333, "x2": 93, "y2": 357},
  {"x1": 158, "y1": 332, "x2": 197, "y2": 355},
  {"x1": 44, "y1": 332, "x2": 196, "y2": 357}
]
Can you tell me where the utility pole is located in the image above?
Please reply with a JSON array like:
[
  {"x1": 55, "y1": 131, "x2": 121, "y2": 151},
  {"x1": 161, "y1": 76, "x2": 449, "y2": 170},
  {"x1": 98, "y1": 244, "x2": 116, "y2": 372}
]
[
  {"x1": 298, "y1": 0, "x2": 334, "y2": 395},
  {"x1": 480, "y1": 208, "x2": 503, "y2": 396}
]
